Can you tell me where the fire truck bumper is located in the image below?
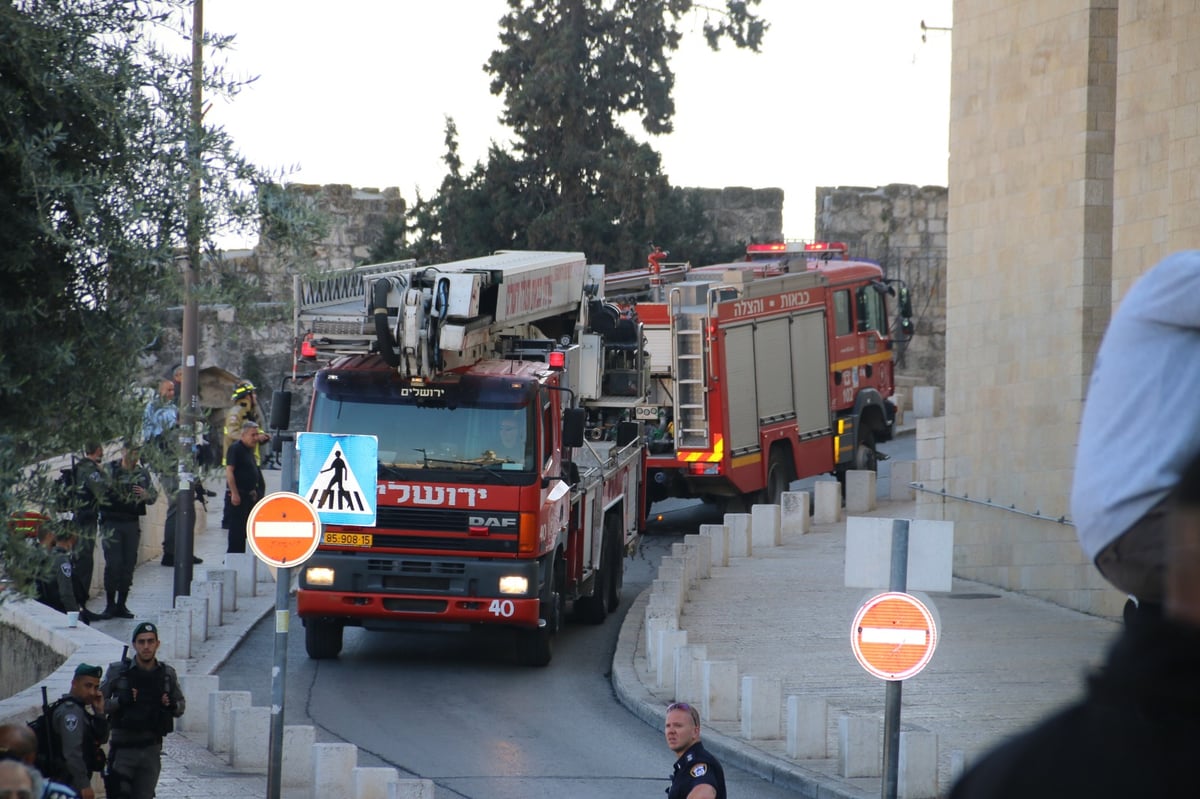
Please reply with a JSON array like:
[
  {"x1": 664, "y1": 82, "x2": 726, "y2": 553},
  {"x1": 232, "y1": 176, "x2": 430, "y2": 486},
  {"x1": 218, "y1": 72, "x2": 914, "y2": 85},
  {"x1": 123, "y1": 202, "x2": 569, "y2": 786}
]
[{"x1": 296, "y1": 552, "x2": 543, "y2": 628}]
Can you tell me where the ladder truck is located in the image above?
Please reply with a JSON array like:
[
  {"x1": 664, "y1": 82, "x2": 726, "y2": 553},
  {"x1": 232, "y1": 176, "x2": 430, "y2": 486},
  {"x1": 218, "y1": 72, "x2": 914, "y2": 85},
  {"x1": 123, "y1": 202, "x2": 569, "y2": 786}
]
[
  {"x1": 292, "y1": 251, "x2": 646, "y2": 666},
  {"x1": 635, "y1": 242, "x2": 913, "y2": 513}
]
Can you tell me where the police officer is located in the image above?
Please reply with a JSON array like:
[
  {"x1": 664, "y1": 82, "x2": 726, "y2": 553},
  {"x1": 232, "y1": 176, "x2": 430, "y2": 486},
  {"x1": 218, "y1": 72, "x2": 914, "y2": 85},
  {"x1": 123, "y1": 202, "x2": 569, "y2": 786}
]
[
  {"x1": 34, "y1": 528, "x2": 79, "y2": 618},
  {"x1": 101, "y1": 623, "x2": 184, "y2": 799},
  {"x1": 664, "y1": 702, "x2": 726, "y2": 799},
  {"x1": 98, "y1": 447, "x2": 156, "y2": 619},
  {"x1": 51, "y1": 664, "x2": 108, "y2": 799},
  {"x1": 70, "y1": 443, "x2": 107, "y2": 623}
]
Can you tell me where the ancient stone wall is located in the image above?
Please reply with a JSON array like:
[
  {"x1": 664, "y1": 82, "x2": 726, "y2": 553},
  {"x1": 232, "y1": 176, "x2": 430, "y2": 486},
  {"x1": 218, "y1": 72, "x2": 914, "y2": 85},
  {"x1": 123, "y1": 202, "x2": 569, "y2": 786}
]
[
  {"x1": 815, "y1": 184, "x2": 948, "y2": 390},
  {"x1": 683, "y1": 186, "x2": 784, "y2": 247}
]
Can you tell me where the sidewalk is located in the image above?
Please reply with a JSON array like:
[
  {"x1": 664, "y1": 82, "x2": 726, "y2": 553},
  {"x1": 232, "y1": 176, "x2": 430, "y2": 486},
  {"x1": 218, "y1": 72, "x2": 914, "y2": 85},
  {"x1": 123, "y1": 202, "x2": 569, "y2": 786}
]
[{"x1": 610, "y1": 495, "x2": 1122, "y2": 798}]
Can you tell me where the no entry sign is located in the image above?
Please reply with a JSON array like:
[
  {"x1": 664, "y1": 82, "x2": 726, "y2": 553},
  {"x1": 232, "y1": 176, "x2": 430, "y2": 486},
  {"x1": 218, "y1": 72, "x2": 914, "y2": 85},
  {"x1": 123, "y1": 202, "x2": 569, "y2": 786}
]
[
  {"x1": 247, "y1": 491, "x2": 322, "y2": 568},
  {"x1": 851, "y1": 591, "x2": 938, "y2": 681}
]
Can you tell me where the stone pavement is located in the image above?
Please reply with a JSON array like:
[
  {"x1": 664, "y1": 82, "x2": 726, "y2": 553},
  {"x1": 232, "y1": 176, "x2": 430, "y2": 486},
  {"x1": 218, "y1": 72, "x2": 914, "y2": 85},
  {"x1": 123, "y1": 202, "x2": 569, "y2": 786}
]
[{"x1": 611, "y1": 492, "x2": 1123, "y2": 798}]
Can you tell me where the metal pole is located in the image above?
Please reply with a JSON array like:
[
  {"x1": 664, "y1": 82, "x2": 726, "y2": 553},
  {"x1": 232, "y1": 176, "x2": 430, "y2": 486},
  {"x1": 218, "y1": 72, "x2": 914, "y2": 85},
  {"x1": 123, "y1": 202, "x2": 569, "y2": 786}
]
[
  {"x1": 174, "y1": 0, "x2": 203, "y2": 600},
  {"x1": 266, "y1": 565, "x2": 290, "y2": 799},
  {"x1": 881, "y1": 519, "x2": 910, "y2": 799},
  {"x1": 280, "y1": 433, "x2": 297, "y2": 495}
]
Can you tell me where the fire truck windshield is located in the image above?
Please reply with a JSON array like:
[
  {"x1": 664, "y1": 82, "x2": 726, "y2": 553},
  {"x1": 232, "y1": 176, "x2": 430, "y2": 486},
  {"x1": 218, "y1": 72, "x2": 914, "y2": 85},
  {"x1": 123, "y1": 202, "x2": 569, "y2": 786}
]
[{"x1": 310, "y1": 394, "x2": 536, "y2": 477}]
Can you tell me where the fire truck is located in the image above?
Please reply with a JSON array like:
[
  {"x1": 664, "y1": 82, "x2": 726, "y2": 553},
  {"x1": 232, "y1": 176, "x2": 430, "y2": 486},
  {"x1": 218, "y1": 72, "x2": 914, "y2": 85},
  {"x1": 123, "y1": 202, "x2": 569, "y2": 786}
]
[
  {"x1": 292, "y1": 251, "x2": 645, "y2": 666},
  {"x1": 634, "y1": 241, "x2": 913, "y2": 512}
]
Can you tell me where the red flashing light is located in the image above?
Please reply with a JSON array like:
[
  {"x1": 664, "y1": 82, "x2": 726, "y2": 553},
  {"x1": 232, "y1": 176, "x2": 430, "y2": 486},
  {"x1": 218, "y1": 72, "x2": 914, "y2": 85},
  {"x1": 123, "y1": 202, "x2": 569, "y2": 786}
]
[
  {"x1": 548, "y1": 350, "x2": 566, "y2": 370},
  {"x1": 300, "y1": 333, "x2": 318, "y2": 360},
  {"x1": 747, "y1": 243, "x2": 787, "y2": 254}
]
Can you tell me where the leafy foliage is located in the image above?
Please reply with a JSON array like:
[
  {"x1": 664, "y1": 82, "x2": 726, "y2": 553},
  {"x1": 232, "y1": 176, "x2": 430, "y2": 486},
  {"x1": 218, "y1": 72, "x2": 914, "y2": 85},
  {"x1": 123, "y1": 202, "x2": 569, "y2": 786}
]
[{"x1": 404, "y1": 0, "x2": 766, "y2": 270}]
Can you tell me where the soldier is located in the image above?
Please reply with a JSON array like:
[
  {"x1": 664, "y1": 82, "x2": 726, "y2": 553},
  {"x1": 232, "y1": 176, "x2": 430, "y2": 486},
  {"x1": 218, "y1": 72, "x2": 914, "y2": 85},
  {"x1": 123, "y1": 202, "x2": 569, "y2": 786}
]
[
  {"x1": 33, "y1": 528, "x2": 80, "y2": 619},
  {"x1": 98, "y1": 447, "x2": 157, "y2": 619},
  {"x1": 101, "y1": 623, "x2": 184, "y2": 799},
  {"x1": 50, "y1": 665, "x2": 108, "y2": 799},
  {"x1": 69, "y1": 443, "x2": 107, "y2": 624}
]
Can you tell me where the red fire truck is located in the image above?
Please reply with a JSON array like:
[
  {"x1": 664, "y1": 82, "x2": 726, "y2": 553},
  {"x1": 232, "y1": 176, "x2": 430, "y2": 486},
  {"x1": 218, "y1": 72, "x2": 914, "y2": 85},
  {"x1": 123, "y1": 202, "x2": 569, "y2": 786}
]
[
  {"x1": 292, "y1": 251, "x2": 645, "y2": 666},
  {"x1": 635, "y1": 242, "x2": 912, "y2": 512}
]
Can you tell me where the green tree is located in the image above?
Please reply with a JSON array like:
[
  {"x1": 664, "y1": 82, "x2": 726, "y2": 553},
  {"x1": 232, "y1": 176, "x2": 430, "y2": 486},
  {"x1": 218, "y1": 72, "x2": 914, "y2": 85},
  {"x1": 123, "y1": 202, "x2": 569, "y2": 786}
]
[
  {"x1": 407, "y1": 0, "x2": 765, "y2": 269},
  {"x1": 0, "y1": 0, "x2": 319, "y2": 600}
]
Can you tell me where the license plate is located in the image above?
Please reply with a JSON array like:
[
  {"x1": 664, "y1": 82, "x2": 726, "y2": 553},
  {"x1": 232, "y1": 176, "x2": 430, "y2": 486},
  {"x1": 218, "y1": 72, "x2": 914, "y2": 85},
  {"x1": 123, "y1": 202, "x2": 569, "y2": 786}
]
[
  {"x1": 634, "y1": 405, "x2": 659, "y2": 420},
  {"x1": 323, "y1": 531, "x2": 373, "y2": 548}
]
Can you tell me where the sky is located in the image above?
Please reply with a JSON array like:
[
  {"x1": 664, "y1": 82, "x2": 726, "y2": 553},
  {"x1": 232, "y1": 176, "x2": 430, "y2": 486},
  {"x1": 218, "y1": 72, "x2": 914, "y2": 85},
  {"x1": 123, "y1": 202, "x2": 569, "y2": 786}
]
[{"x1": 202, "y1": 1, "x2": 952, "y2": 249}]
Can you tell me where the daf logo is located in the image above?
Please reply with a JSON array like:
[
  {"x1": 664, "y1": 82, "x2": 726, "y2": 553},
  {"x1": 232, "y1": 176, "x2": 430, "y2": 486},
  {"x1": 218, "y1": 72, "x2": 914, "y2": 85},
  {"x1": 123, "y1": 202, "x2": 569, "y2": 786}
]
[{"x1": 469, "y1": 516, "x2": 517, "y2": 528}]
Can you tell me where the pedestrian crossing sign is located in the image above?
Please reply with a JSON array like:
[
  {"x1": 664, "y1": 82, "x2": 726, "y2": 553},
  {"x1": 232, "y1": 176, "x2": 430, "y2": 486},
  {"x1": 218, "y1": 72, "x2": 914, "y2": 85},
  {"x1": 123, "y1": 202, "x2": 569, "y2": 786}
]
[{"x1": 297, "y1": 432, "x2": 378, "y2": 527}]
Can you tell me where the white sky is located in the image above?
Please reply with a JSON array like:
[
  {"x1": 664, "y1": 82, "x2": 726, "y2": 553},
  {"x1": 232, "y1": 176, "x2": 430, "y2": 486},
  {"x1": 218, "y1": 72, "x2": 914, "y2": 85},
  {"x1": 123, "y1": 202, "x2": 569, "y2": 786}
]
[{"x1": 203, "y1": 0, "x2": 952, "y2": 250}]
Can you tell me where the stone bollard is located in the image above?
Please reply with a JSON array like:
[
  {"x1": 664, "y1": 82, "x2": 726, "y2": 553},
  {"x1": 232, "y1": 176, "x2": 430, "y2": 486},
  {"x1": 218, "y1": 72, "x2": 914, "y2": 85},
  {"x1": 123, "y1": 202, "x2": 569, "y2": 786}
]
[
  {"x1": 644, "y1": 615, "x2": 677, "y2": 669},
  {"x1": 655, "y1": 630, "x2": 688, "y2": 692},
  {"x1": 669, "y1": 544, "x2": 699, "y2": 586},
  {"x1": 813, "y1": 482, "x2": 842, "y2": 524},
  {"x1": 156, "y1": 607, "x2": 191, "y2": 661},
  {"x1": 230, "y1": 705, "x2": 271, "y2": 771},
  {"x1": 949, "y1": 749, "x2": 967, "y2": 787},
  {"x1": 190, "y1": 579, "x2": 223, "y2": 628},
  {"x1": 750, "y1": 504, "x2": 781, "y2": 548},
  {"x1": 780, "y1": 491, "x2": 810, "y2": 536},
  {"x1": 355, "y1": 766, "x2": 400, "y2": 799},
  {"x1": 208, "y1": 690, "x2": 252, "y2": 756},
  {"x1": 845, "y1": 470, "x2": 877, "y2": 513},
  {"x1": 890, "y1": 460, "x2": 916, "y2": 501},
  {"x1": 786, "y1": 695, "x2": 828, "y2": 759},
  {"x1": 651, "y1": 579, "x2": 683, "y2": 615},
  {"x1": 913, "y1": 386, "x2": 938, "y2": 419},
  {"x1": 283, "y1": 725, "x2": 316, "y2": 789},
  {"x1": 702, "y1": 660, "x2": 738, "y2": 722},
  {"x1": 388, "y1": 780, "x2": 436, "y2": 799},
  {"x1": 313, "y1": 742, "x2": 358, "y2": 799},
  {"x1": 204, "y1": 568, "x2": 238, "y2": 613},
  {"x1": 899, "y1": 731, "x2": 939, "y2": 799},
  {"x1": 224, "y1": 552, "x2": 258, "y2": 598},
  {"x1": 174, "y1": 595, "x2": 208, "y2": 647},
  {"x1": 740, "y1": 675, "x2": 782, "y2": 740},
  {"x1": 177, "y1": 674, "x2": 218, "y2": 735},
  {"x1": 838, "y1": 714, "x2": 882, "y2": 778},
  {"x1": 698, "y1": 524, "x2": 729, "y2": 567},
  {"x1": 682, "y1": 533, "x2": 712, "y2": 578},
  {"x1": 724, "y1": 513, "x2": 752, "y2": 557},
  {"x1": 673, "y1": 644, "x2": 708, "y2": 706}
]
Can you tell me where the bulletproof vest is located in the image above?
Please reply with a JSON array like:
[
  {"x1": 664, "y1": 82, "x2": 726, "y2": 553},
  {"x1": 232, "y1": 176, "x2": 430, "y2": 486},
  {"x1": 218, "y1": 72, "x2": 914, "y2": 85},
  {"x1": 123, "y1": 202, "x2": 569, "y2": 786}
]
[{"x1": 112, "y1": 663, "x2": 171, "y2": 734}]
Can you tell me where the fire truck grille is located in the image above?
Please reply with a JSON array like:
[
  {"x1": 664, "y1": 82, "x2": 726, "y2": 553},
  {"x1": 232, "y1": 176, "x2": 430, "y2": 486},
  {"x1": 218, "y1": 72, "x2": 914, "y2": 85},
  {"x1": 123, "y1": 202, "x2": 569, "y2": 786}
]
[
  {"x1": 376, "y1": 507, "x2": 469, "y2": 532},
  {"x1": 381, "y1": 598, "x2": 448, "y2": 614},
  {"x1": 370, "y1": 534, "x2": 517, "y2": 554},
  {"x1": 369, "y1": 507, "x2": 519, "y2": 554}
]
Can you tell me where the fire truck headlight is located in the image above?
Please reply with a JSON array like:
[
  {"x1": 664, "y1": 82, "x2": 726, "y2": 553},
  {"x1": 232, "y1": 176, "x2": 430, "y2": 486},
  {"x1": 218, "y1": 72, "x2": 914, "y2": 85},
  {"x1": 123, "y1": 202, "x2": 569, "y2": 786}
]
[
  {"x1": 499, "y1": 575, "x2": 529, "y2": 595},
  {"x1": 305, "y1": 567, "x2": 335, "y2": 586}
]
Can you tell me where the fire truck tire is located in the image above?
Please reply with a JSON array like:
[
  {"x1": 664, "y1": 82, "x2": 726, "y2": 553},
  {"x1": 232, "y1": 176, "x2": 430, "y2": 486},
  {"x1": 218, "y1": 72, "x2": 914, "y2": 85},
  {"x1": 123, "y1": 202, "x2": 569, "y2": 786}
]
[
  {"x1": 517, "y1": 557, "x2": 562, "y2": 666},
  {"x1": 854, "y1": 426, "x2": 878, "y2": 472},
  {"x1": 575, "y1": 527, "x2": 610, "y2": 625},
  {"x1": 765, "y1": 448, "x2": 795, "y2": 505},
  {"x1": 305, "y1": 619, "x2": 343, "y2": 660}
]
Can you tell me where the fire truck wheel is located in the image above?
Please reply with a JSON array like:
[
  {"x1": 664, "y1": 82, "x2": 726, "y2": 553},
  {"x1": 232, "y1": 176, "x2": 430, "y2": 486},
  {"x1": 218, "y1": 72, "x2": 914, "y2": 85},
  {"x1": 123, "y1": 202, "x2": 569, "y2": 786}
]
[
  {"x1": 854, "y1": 427, "x2": 879, "y2": 472},
  {"x1": 305, "y1": 619, "x2": 344, "y2": 660},
  {"x1": 765, "y1": 448, "x2": 795, "y2": 505},
  {"x1": 517, "y1": 557, "x2": 562, "y2": 666}
]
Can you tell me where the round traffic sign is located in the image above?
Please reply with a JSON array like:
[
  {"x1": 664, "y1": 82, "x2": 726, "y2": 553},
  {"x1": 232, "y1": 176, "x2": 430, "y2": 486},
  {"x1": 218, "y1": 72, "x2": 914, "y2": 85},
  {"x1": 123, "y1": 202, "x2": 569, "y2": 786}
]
[
  {"x1": 246, "y1": 491, "x2": 323, "y2": 568},
  {"x1": 850, "y1": 591, "x2": 938, "y2": 681}
]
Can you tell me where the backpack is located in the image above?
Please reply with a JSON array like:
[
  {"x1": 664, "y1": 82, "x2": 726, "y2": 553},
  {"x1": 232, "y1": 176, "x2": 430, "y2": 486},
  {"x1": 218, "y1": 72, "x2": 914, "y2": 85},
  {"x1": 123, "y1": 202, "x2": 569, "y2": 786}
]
[{"x1": 28, "y1": 687, "x2": 69, "y2": 780}]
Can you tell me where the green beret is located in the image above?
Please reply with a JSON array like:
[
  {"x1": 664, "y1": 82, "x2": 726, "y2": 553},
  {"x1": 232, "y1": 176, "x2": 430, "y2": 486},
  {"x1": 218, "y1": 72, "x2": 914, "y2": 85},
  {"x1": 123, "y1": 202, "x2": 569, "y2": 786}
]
[{"x1": 74, "y1": 663, "x2": 102, "y2": 679}]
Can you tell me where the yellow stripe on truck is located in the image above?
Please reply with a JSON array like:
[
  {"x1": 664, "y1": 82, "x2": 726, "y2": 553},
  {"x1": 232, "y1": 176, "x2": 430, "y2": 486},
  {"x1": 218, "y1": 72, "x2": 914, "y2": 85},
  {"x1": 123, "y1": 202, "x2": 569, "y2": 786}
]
[
  {"x1": 829, "y1": 351, "x2": 892, "y2": 373},
  {"x1": 681, "y1": 434, "x2": 724, "y2": 463}
]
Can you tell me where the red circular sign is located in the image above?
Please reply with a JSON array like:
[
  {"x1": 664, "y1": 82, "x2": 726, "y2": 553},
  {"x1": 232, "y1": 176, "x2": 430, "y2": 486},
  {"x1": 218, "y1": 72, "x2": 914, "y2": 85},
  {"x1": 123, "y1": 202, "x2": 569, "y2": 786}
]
[
  {"x1": 850, "y1": 592, "x2": 938, "y2": 681},
  {"x1": 247, "y1": 492, "x2": 323, "y2": 568}
]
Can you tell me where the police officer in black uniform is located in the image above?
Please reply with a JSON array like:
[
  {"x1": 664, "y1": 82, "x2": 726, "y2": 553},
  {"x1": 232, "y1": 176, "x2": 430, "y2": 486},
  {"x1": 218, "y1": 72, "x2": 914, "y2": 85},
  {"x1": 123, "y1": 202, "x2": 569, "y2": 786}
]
[
  {"x1": 101, "y1": 623, "x2": 184, "y2": 799},
  {"x1": 664, "y1": 702, "x2": 726, "y2": 799},
  {"x1": 51, "y1": 664, "x2": 109, "y2": 799}
]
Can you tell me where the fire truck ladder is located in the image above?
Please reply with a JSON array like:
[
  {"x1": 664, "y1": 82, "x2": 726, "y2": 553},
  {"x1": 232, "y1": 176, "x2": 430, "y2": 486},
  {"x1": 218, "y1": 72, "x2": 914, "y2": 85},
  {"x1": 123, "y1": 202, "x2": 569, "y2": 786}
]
[{"x1": 670, "y1": 294, "x2": 710, "y2": 450}]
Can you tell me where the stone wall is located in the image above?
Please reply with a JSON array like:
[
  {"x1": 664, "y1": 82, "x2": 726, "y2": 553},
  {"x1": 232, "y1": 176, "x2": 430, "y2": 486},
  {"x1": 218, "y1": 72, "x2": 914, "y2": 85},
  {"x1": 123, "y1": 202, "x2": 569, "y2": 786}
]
[
  {"x1": 815, "y1": 184, "x2": 948, "y2": 390},
  {"x1": 0, "y1": 618, "x2": 58, "y2": 701},
  {"x1": 684, "y1": 186, "x2": 784, "y2": 247}
]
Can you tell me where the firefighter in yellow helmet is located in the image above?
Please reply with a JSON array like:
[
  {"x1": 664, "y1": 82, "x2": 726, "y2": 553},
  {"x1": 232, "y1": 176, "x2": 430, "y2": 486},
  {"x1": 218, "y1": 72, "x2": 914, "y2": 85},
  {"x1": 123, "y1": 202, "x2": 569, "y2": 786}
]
[{"x1": 220, "y1": 381, "x2": 269, "y2": 529}]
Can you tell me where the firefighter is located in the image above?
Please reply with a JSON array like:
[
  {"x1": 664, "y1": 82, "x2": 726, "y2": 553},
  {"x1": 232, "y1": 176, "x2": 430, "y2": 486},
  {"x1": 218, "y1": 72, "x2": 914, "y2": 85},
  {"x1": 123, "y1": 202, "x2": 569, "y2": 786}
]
[
  {"x1": 51, "y1": 664, "x2": 109, "y2": 799},
  {"x1": 220, "y1": 381, "x2": 269, "y2": 529}
]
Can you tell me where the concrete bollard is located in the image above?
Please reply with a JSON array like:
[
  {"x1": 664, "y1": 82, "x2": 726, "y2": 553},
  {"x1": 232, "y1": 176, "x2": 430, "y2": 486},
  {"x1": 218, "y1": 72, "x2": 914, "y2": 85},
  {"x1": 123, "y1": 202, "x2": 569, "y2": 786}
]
[
  {"x1": 230, "y1": 705, "x2": 271, "y2": 771},
  {"x1": 388, "y1": 780, "x2": 436, "y2": 799},
  {"x1": 750, "y1": 504, "x2": 782, "y2": 549},
  {"x1": 890, "y1": 460, "x2": 916, "y2": 501},
  {"x1": 740, "y1": 675, "x2": 782, "y2": 740},
  {"x1": 673, "y1": 644, "x2": 708, "y2": 706},
  {"x1": 313, "y1": 742, "x2": 358, "y2": 799},
  {"x1": 698, "y1": 524, "x2": 729, "y2": 567},
  {"x1": 651, "y1": 579, "x2": 683, "y2": 615},
  {"x1": 282, "y1": 725, "x2": 316, "y2": 788},
  {"x1": 190, "y1": 579, "x2": 223, "y2": 628},
  {"x1": 786, "y1": 695, "x2": 828, "y2": 759},
  {"x1": 659, "y1": 554, "x2": 689, "y2": 588},
  {"x1": 156, "y1": 607, "x2": 191, "y2": 661},
  {"x1": 682, "y1": 534, "x2": 712, "y2": 578},
  {"x1": 702, "y1": 660, "x2": 739, "y2": 722},
  {"x1": 949, "y1": 749, "x2": 967, "y2": 786},
  {"x1": 655, "y1": 630, "x2": 688, "y2": 692},
  {"x1": 670, "y1": 544, "x2": 699, "y2": 586},
  {"x1": 899, "y1": 731, "x2": 939, "y2": 799},
  {"x1": 780, "y1": 491, "x2": 811, "y2": 536},
  {"x1": 838, "y1": 714, "x2": 882, "y2": 778},
  {"x1": 177, "y1": 674, "x2": 218, "y2": 735},
  {"x1": 813, "y1": 482, "x2": 842, "y2": 524},
  {"x1": 208, "y1": 690, "x2": 252, "y2": 755},
  {"x1": 355, "y1": 766, "x2": 400, "y2": 799},
  {"x1": 845, "y1": 470, "x2": 877, "y2": 513},
  {"x1": 724, "y1": 513, "x2": 752, "y2": 557},
  {"x1": 913, "y1": 386, "x2": 938, "y2": 419},
  {"x1": 204, "y1": 568, "x2": 238, "y2": 613},
  {"x1": 174, "y1": 595, "x2": 208, "y2": 646},
  {"x1": 224, "y1": 552, "x2": 258, "y2": 598},
  {"x1": 644, "y1": 616, "x2": 677, "y2": 669}
]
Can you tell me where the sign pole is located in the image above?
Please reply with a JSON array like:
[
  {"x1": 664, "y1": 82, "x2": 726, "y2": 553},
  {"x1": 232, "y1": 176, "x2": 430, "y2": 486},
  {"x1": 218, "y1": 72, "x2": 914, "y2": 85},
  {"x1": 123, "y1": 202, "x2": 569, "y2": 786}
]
[
  {"x1": 881, "y1": 519, "x2": 910, "y2": 799},
  {"x1": 266, "y1": 564, "x2": 290, "y2": 799}
]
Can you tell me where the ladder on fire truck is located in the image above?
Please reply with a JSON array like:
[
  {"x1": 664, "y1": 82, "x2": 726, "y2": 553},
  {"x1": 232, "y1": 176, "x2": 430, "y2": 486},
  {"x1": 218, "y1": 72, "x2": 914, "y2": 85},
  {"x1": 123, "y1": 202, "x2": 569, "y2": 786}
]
[{"x1": 669, "y1": 285, "x2": 711, "y2": 450}]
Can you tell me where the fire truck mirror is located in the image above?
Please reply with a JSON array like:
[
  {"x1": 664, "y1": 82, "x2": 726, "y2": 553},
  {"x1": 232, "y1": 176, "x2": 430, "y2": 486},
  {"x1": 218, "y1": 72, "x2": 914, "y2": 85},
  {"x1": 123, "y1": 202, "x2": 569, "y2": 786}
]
[
  {"x1": 269, "y1": 390, "x2": 292, "y2": 431},
  {"x1": 898, "y1": 286, "x2": 914, "y2": 319},
  {"x1": 562, "y1": 408, "x2": 586, "y2": 448}
]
